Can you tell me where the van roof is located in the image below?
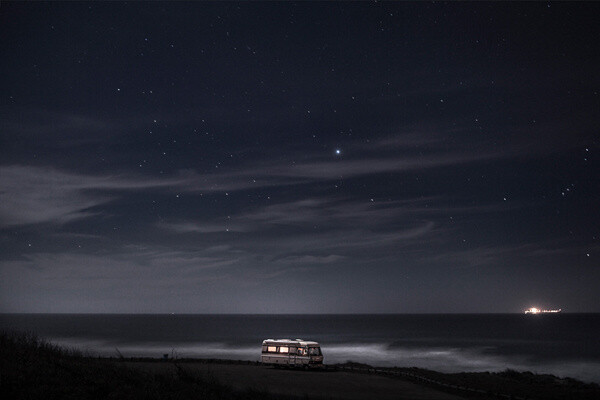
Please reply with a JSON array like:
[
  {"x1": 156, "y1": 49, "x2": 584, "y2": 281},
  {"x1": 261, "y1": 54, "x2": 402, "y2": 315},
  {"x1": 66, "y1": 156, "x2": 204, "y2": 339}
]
[{"x1": 262, "y1": 338, "x2": 320, "y2": 346}]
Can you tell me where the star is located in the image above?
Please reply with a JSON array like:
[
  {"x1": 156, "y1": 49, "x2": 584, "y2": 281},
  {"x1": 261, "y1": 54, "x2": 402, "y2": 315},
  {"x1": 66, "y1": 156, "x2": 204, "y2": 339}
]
[{"x1": 335, "y1": 149, "x2": 341, "y2": 155}]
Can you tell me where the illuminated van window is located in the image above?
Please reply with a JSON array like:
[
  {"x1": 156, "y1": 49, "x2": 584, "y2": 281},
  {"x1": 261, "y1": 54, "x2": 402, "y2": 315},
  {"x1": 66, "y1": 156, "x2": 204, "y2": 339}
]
[
  {"x1": 279, "y1": 346, "x2": 289, "y2": 353},
  {"x1": 267, "y1": 346, "x2": 277, "y2": 353}
]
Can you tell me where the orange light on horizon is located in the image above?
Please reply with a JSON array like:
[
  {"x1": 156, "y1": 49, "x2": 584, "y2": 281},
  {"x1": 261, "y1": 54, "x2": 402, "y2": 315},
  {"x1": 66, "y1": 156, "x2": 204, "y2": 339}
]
[{"x1": 524, "y1": 307, "x2": 561, "y2": 314}]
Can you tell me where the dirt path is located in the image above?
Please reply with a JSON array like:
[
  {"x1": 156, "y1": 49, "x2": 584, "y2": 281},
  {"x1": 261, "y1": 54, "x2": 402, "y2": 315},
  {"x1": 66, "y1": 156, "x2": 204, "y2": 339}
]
[{"x1": 129, "y1": 362, "x2": 466, "y2": 400}]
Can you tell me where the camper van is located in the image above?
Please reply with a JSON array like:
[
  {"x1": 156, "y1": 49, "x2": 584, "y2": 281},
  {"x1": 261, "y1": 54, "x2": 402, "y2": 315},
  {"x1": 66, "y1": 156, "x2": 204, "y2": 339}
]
[{"x1": 261, "y1": 339, "x2": 323, "y2": 368}]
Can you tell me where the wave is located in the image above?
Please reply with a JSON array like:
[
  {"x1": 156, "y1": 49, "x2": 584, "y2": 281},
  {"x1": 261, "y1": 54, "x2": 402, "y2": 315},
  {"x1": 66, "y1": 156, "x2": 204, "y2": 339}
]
[
  {"x1": 47, "y1": 337, "x2": 600, "y2": 383},
  {"x1": 324, "y1": 343, "x2": 600, "y2": 383},
  {"x1": 49, "y1": 337, "x2": 259, "y2": 359}
]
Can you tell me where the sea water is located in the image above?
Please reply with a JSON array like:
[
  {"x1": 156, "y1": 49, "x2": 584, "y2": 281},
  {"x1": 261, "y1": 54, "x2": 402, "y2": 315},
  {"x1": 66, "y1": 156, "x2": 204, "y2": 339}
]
[{"x1": 1, "y1": 313, "x2": 599, "y2": 383}]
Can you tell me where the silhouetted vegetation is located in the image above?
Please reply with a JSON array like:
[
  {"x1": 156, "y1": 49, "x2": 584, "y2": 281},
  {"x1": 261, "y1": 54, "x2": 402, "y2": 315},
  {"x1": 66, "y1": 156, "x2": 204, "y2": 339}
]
[
  {"x1": 390, "y1": 366, "x2": 600, "y2": 400},
  {"x1": 3, "y1": 331, "x2": 600, "y2": 400},
  {"x1": 0, "y1": 331, "x2": 295, "y2": 399}
]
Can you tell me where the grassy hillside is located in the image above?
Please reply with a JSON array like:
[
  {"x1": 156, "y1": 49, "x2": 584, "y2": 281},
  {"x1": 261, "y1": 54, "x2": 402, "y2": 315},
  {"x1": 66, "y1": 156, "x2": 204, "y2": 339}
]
[
  {"x1": 334, "y1": 363, "x2": 600, "y2": 400},
  {"x1": 331, "y1": 362, "x2": 600, "y2": 400},
  {"x1": 391, "y1": 367, "x2": 600, "y2": 400},
  {"x1": 2, "y1": 330, "x2": 600, "y2": 400},
  {"x1": 0, "y1": 331, "x2": 290, "y2": 400}
]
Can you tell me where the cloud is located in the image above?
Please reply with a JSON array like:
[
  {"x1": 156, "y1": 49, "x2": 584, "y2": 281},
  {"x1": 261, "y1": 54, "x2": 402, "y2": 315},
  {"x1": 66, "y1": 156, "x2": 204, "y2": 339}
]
[
  {"x1": 237, "y1": 197, "x2": 427, "y2": 229},
  {"x1": 159, "y1": 222, "x2": 246, "y2": 234},
  {"x1": 148, "y1": 196, "x2": 444, "y2": 286},
  {"x1": 173, "y1": 138, "x2": 516, "y2": 193},
  {"x1": 0, "y1": 246, "x2": 242, "y2": 312},
  {"x1": 0, "y1": 137, "x2": 522, "y2": 229},
  {"x1": 368, "y1": 133, "x2": 443, "y2": 149},
  {"x1": 0, "y1": 165, "x2": 184, "y2": 227},
  {"x1": 238, "y1": 198, "x2": 329, "y2": 226},
  {"x1": 241, "y1": 223, "x2": 437, "y2": 259},
  {"x1": 0, "y1": 166, "x2": 108, "y2": 227},
  {"x1": 1, "y1": 246, "x2": 240, "y2": 281},
  {"x1": 247, "y1": 152, "x2": 501, "y2": 180},
  {"x1": 0, "y1": 110, "x2": 140, "y2": 151},
  {"x1": 420, "y1": 243, "x2": 572, "y2": 270},
  {"x1": 1, "y1": 110, "x2": 114, "y2": 137},
  {"x1": 423, "y1": 246, "x2": 516, "y2": 269},
  {"x1": 276, "y1": 254, "x2": 346, "y2": 264},
  {"x1": 0, "y1": 163, "x2": 391, "y2": 228},
  {"x1": 158, "y1": 196, "x2": 441, "y2": 260},
  {"x1": 160, "y1": 196, "x2": 439, "y2": 239}
]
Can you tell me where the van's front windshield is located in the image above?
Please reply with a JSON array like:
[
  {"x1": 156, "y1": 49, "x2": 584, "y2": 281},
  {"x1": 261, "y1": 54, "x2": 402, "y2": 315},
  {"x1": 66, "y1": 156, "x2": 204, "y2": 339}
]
[{"x1": 308, "y1": 347, "x2": 321, "y2": 356}]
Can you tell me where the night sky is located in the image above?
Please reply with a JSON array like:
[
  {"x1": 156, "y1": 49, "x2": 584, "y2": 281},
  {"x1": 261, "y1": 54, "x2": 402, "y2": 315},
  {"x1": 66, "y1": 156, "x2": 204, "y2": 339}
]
[{"x1": 1, "y1": 2, "x2": 598, "y2": 313}]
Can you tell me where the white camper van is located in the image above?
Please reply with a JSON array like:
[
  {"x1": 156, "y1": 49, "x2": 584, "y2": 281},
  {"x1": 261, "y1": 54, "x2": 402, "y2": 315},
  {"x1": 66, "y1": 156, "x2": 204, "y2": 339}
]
[{"x1": 261, "y1": 339, "x2": 323, "y2": 368}]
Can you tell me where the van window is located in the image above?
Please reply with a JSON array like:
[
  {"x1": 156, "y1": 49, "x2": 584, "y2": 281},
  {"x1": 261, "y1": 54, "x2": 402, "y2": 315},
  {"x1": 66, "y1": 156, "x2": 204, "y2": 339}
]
[
  {"x1": 279, "y1": 346, "x2": 289, "y2": 353},
  {"x1": 308, "y1": 347, "x2": 321, "y2": 356},
  {"x1": 290, "y1": 347, "x2": 297, "y2": 354},
  {"x1": 261, "y1": 345, "x2": 267, "y2": 353},
  {"x1": 267, "y1": 346, "x2": 277, "y2": 353}
]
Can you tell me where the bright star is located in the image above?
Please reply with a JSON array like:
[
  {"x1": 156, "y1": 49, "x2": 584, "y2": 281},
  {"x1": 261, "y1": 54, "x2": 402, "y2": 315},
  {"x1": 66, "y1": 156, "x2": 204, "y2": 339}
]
[{"x1": 335, "y1": 149, "x2": 341, "y2": 155}]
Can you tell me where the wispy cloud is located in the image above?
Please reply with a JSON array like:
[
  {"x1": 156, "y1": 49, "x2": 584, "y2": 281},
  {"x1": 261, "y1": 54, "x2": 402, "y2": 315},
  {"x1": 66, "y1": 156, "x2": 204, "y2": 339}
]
[
  {"x1": 161, "y1": 196, "x2": 439, "y2": 235},
  {"x1": 0, "y1": 165, "x2": 183, "y2": 227},
  {"x1": 418, "y1": 240, "x2": 598, "y2": 270},
  {"x1": 0, "y1": 246, "x2": 241, "y2": 312},
  {"x1": 2, "y1": 246, "x2": 240, "y2": 279},
  {"x1": 152, "y1": 194, "x2": 444, "y2": 275},
  {"x1": 0, "y1": 110, "x2": 132, "y2": 147},
  {"x1": 275, "y1": 254, "x2": 346, "y2": 264},
  {"x1": 0, "y1": 130, "x2": 529, "y2": 228},
  {"x1": 246, "y1": 151, "x2": 502, "y2": 180},
  {"x1": 422, "y1": 246, "x2": 522, "y2": 269},
  {"x1": 159, "y1": 221, "x2": 246, "y2": 234}
]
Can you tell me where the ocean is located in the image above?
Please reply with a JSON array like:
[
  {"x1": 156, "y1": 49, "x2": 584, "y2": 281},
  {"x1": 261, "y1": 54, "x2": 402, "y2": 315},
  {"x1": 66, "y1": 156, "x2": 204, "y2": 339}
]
[{"x1": 2, "y1": 313, "x2": 599, "y2": 383}]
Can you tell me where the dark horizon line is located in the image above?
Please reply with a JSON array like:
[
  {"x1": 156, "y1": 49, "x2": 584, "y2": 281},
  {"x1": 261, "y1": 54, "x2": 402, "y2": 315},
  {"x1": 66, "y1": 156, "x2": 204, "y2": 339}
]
[{"x1": 2, "y1": 311, "x2": 595, "y2": 316}]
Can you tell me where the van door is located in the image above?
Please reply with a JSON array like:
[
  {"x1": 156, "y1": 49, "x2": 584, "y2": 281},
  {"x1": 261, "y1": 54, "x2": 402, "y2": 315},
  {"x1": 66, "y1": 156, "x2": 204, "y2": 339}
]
[
  {"x1": 297, "y1": 346, "x2": 307, "y2": 365},
  {"x1": 289, "y1": 346, "x2": 297, "y2": 365}
]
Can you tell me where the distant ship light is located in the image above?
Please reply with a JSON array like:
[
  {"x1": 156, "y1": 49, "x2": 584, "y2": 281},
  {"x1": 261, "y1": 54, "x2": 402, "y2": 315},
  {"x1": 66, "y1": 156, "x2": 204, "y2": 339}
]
[{"x1": 525, "y1": 307, "x2": 561, "y2": 314}]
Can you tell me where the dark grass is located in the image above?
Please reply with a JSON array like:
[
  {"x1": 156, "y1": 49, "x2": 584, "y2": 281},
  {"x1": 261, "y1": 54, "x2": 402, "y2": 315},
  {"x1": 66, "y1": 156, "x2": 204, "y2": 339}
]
[
  {"x1": 3, "y1": 330, "x2": 600, "y2": 400},
  {"x1": 333, "y1": 361, "x2": 600, "y2": 400},
  {"x1": 386, "y1": 366, "x2": 600, "y2": 400},
  {"x1": 0, "y1": 331, "x2": 298, "y2": 400}
]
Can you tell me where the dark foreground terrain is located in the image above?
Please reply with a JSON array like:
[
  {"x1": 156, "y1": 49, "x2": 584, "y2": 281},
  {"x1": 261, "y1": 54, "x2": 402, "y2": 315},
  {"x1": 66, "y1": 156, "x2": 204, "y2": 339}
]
[{"x1": 1, "y1": 331, "x2": 599, "y2": 400}]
